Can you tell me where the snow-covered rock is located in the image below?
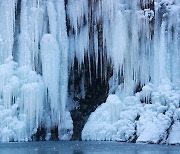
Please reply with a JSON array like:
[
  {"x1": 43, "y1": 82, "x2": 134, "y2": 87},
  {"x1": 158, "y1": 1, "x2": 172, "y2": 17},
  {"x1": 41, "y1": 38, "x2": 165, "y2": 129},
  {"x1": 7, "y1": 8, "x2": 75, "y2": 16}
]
[
  {"x1": 168, "y1": 122, "x2": 180, "y2": 145},
  {"x1": 82, "y1": 81, "x2": 180, "y2": 144}
]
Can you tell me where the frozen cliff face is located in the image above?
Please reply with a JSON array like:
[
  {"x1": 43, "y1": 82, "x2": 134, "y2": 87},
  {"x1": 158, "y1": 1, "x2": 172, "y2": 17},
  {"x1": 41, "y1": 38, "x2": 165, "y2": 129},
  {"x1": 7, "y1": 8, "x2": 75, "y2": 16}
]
[
  {"x1": 0, "y1": 0, "x2": 73, "y2": 141},
  {"x1": 0, "y1": 0, "x2": 179, "y2": 143},
  {"x1": 82, "y1": 0, "x2": 180, "y2": 145}
]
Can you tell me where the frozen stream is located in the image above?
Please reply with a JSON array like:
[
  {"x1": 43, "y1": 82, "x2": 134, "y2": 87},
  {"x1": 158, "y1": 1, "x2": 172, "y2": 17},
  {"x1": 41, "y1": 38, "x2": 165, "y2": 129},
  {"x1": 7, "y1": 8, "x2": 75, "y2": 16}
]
[{"x1": 0, "y1": 141, "x2": 180, "y2": 154}]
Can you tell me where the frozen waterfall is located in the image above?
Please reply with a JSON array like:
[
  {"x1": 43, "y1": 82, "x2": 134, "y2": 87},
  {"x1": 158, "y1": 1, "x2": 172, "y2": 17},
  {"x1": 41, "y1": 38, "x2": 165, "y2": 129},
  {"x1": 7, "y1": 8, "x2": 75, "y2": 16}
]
[{"x1": 0, "y1": 0, "x2": 179, "y2": 144}]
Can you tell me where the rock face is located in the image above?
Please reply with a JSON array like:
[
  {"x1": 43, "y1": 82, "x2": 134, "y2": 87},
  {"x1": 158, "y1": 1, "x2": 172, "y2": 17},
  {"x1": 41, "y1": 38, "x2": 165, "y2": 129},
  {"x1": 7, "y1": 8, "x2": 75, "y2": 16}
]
[
  {"x1": 0, "y1": 0, "x2": 179, "y2": 143},
  {"x1": 70, "y1": 57, "x2": 111, "y2": 140}
]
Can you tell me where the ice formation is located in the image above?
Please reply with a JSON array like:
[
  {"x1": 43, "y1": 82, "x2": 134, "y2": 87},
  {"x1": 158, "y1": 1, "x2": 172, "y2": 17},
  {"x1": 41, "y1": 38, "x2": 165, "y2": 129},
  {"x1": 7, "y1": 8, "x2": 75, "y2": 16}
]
[
  {"x1": 0, "y1": 0, "x2": 179, "y2": 144},
  {"x1": 82, "y1": 0, "x2": 180, "y2": 145},
  {"x1": 0, "y1": 0, "x2": 72, "y2": 142}
]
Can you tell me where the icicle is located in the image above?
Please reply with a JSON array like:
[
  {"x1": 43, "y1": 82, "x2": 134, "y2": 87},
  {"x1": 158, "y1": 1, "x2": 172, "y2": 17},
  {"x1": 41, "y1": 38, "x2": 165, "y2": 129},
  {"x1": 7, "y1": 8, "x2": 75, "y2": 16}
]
[
  {"x1": 47, "y1": 1, "x2": 57, "y2": 39},
  {"x1": 3, "y1": 76, "x2": 20, "y2": 109},
  {"x1": 0, "y1": 0, "x2": 16, "y2": 62},
  {"x1": 67, "y1": 0, "x2": 89, "y2": 66},
  {"x1": 55, "y1": 0, "x2": 73, "y2": 139},
  {"x1": 28, "y1": 1, "x2": 44, "y2": 70},
  {"x1": 18, "y1": 0, "x2": 31, "y2": 67},
  {"x1": 20, "y1": 79, "x2": 44, "y2": 137},
  {"x1": 40, "y1": 34, "x2": 60, "y2": 125},
  {"x1": 0, "y1": 60, "x2": 16, "y2": 95}
]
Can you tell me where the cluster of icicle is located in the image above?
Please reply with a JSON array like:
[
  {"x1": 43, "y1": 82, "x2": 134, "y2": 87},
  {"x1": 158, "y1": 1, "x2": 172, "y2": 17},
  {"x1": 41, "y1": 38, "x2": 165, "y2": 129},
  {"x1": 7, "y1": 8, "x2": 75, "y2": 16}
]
[
  {"x1": 82, "y1": 0, "x2": 180, "y2": 144},
  {"x1": 0, "y1": 0, "x2": 179, "y2": 142},
  {"x1": 0, "y1": 0, "x2": 72, "y2": 142}
]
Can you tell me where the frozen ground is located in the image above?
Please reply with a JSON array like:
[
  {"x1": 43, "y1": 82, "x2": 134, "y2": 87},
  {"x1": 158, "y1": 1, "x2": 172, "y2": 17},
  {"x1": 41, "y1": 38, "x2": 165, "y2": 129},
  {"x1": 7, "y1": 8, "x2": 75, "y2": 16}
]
[{"x1": 0, "y1": 141, "x2": 180, "y2": 154}]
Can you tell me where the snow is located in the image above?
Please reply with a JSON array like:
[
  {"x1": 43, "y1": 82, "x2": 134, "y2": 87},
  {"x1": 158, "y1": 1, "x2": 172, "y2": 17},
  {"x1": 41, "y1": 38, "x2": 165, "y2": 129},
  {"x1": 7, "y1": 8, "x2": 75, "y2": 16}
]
[
  {"x1": 136, "y1": 109, "x2": 171, "y2": 143},
  {"x1": 168, "y1": 122, "x2": 180, "y2": 144},
  {"x1": 82, "y1": 94, "x2": 143, "y2": 141},
  {"x1": 82, "y1": 81, "x2": 180, "y2": 144}
]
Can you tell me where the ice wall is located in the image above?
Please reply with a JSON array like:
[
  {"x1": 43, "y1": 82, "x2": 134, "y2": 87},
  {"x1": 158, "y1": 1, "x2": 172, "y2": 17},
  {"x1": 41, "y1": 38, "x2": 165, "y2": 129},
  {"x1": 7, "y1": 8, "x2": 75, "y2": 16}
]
[
  {"x1": 0, "y1": 0, "x2": 72, "y2": 141},
  {"x1": 82, "y1": 0, "x2": 180, "y2": 144},
  {"x1": 0, "y1": 0, "x2": 179, "y2": 143}
]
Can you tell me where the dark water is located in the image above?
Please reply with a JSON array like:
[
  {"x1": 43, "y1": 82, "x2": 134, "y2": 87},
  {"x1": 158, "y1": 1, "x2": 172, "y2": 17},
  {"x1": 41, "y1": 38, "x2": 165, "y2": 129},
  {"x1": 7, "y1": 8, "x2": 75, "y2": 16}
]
[{"x1": 0, "y1": 141, "x2": 179, "y2": 154}]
